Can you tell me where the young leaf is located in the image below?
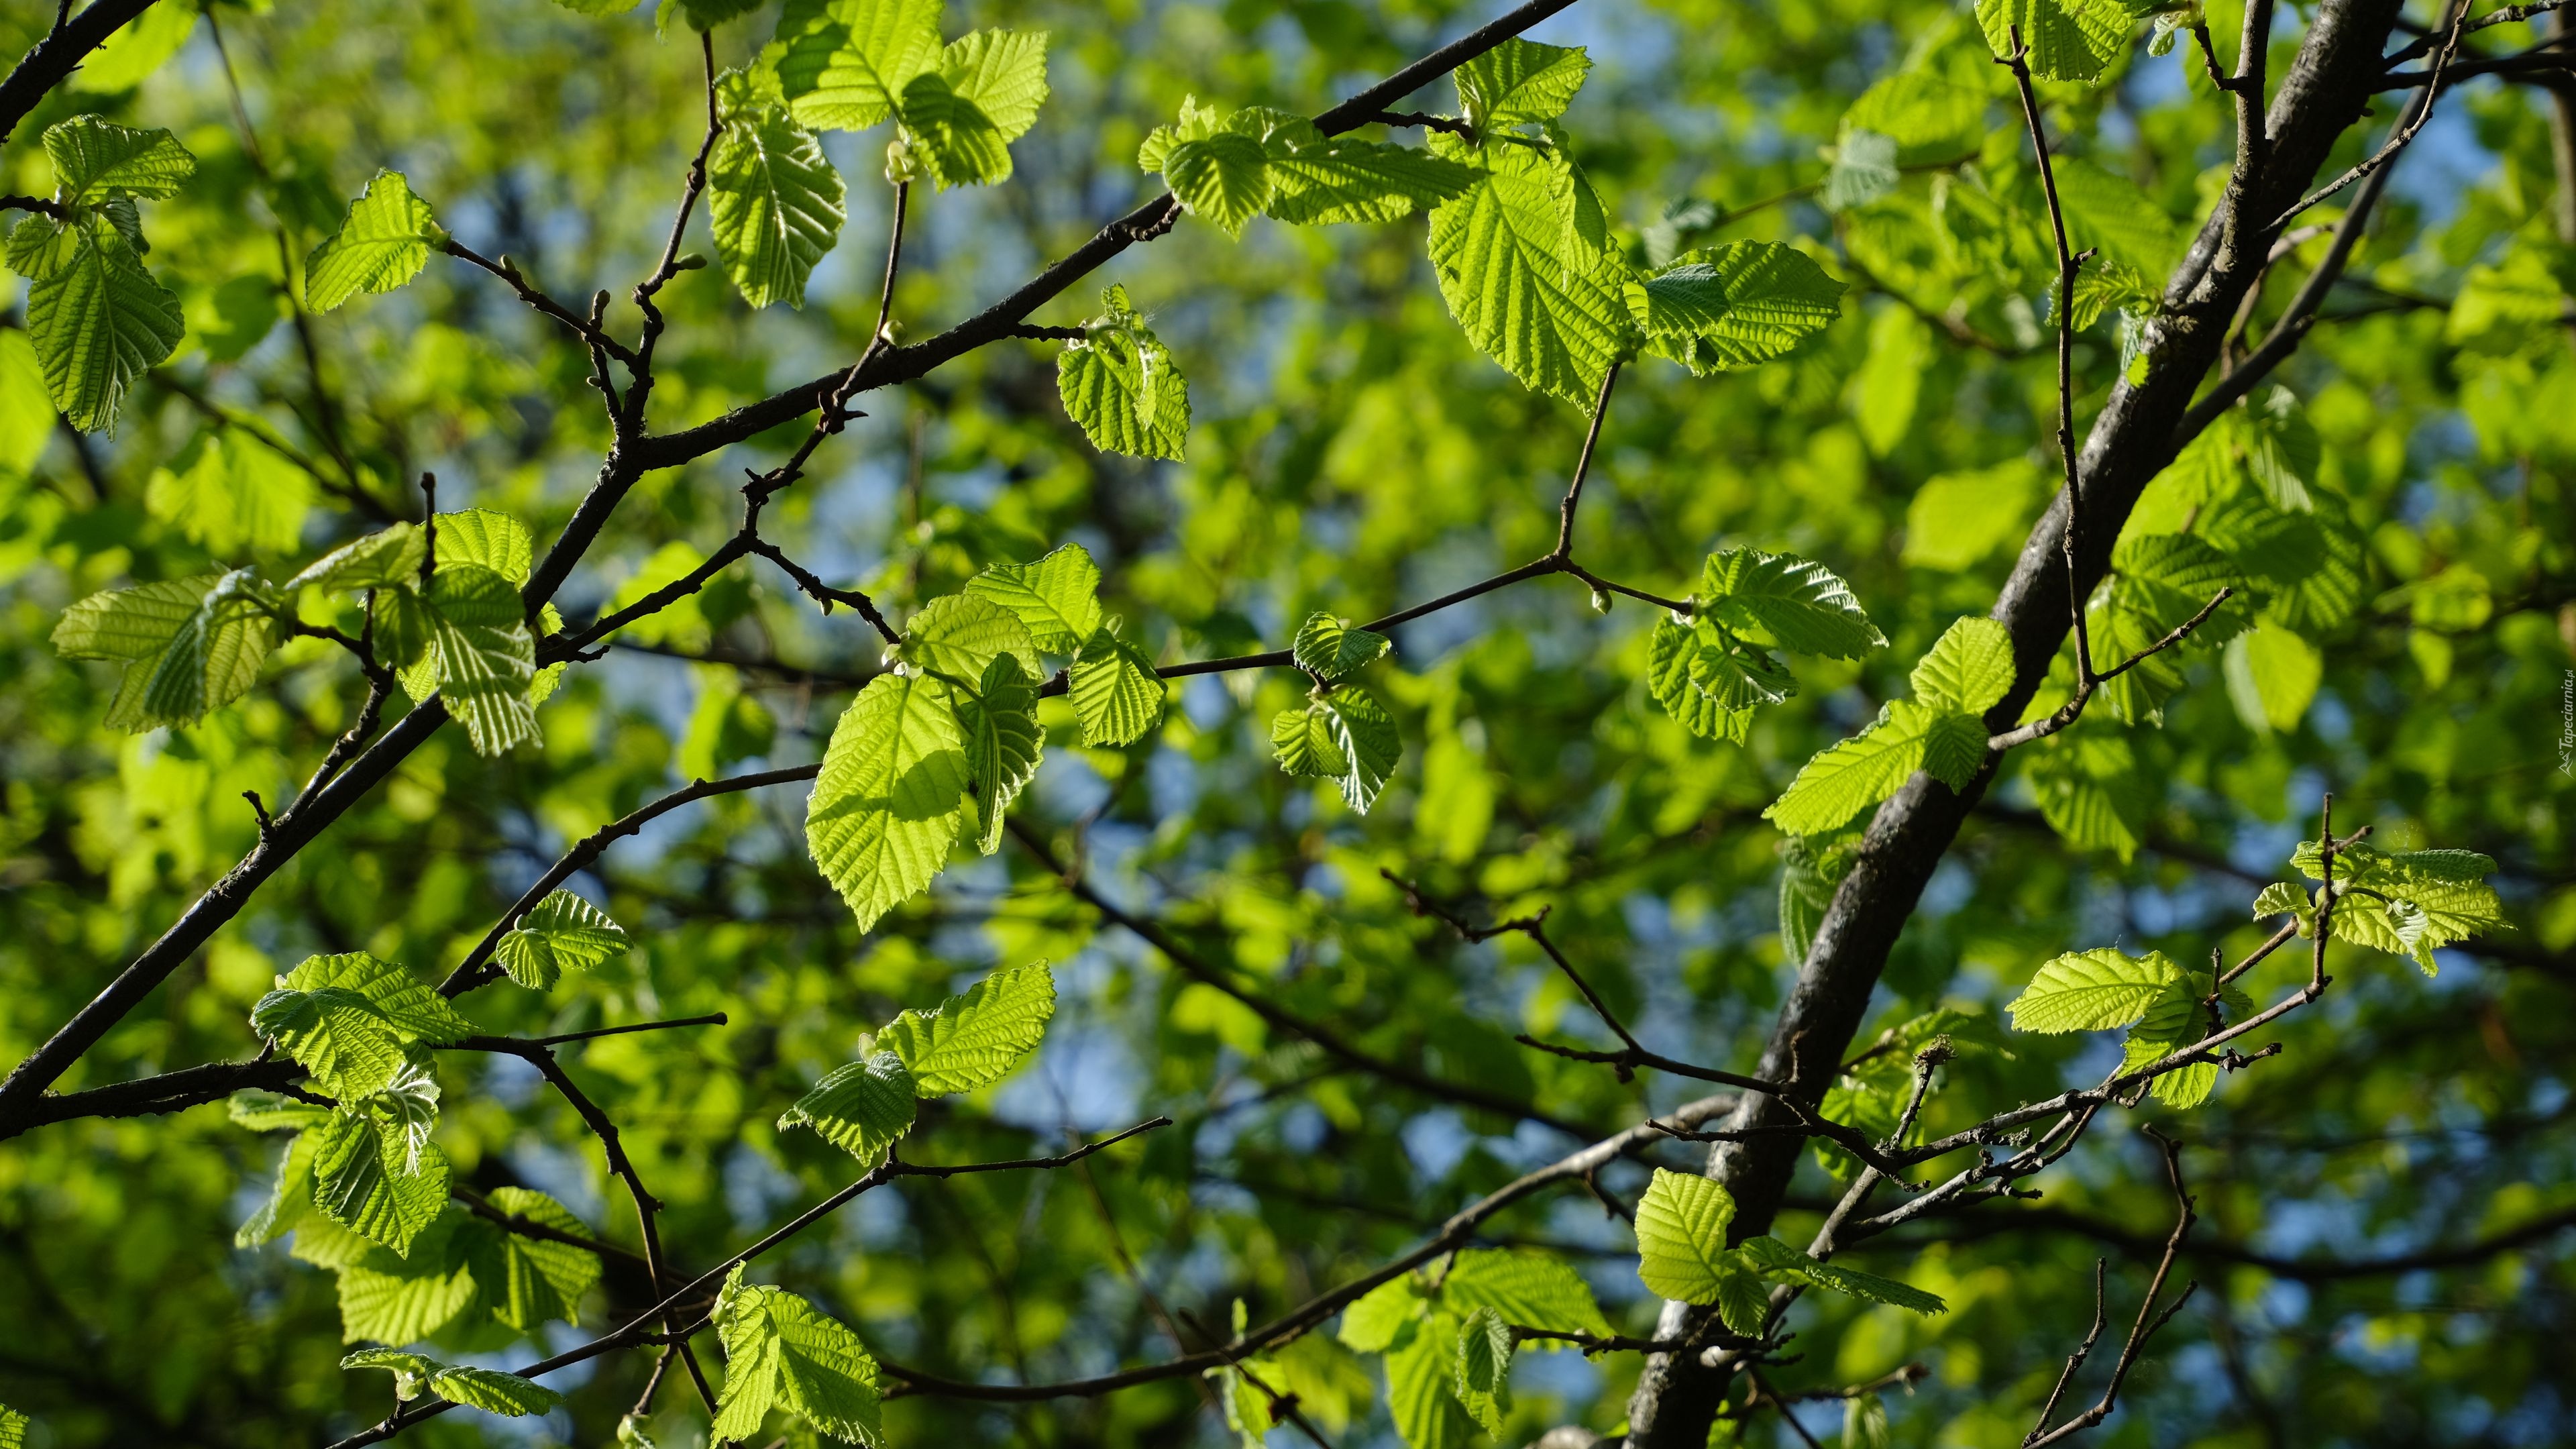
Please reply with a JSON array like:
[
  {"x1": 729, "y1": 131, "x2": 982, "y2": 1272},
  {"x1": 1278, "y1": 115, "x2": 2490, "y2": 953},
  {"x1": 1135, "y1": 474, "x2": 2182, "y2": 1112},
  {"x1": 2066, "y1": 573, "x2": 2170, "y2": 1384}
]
[
  {"x1": 1733, "y1": 1236, "x2": 1945, "y2": 1315},
  {"x1": 336, "y1": 1220, "x2": 479, "y2": 1344},
  {"x1": 877, "y1": 961, "x2": 1056, "y2": 1095},
  {"x1": 1386, "y1": 1316, "x2": 1477, "y2": 1449},
  {"x1": 1166, "y1": 131, "x2": 1275, "y2": 236},
  {"x1": 777, "y1": 1051, "x2": 920, "y2": 1164},
  {"x1": 42, "y1": 115, "x2": 197, "y2": 201},
  {"x1": 1058, "y1": 286, "x2": 1191, "y2": 459},
  {"x1": 2006, "y1": 947, "x2": 2184, "y2": 1032},
  {"x1": 1764, "y1": 700, "x2": 1956, "y2": 837},
  {"x1": 1699, "y1": 549, "x2": 1884, "y2": 658},
  {"x1": 953, "y1": 653, "x2": 1042, "y2": 855},
  {"x1": 312, "y1": 1110, "x2": 451, "y2": 1257},
  {"x1": 710, "y1": 74, "x2": 848, "y2": 309},
  {"x1": 1633, "y1": 1167, "x2": 1737, "y2": 1304},
  {"x1": 1442, "y1": 1249, "x2": 1612, "y2": 1339},
  {"x1": 342, "y1": 1348, "x2": 440, "y2": 1401},
  {"x1": 1266, "y1": 137, "x2": 1474, "y2": 225},
  {"x1": 1452, "y1": 37, "x2": 1591, "y2": 130},
  {"x1": 1449, "y1": 1305, "x2": 1513, "y2": 1436},
  {"x1": 279, "y1": 952, "x2": 474, "y2": 1044},
  {"x1": 0, "y1": 1405, "x2": 24, "y2": 1449},
  {"x1": 1281, "y1": 686, "x2": 1402, "y2": 812},
  {"x1": 23, "y1": 215, "x2": 183, "y2": 431},
  {"x1": 807, "y1": 672, "x2": 971, "y2": 930},
  {"x1": 251, "y1": 987, "x2": 406, "y2": 1099},
  {"x1": 714, "y1": 1267, "x2": 886, "y2": 1445},
  {"x1": 1068, "y1": 626, "x2": 1166, "y2": 746},
  {"x1": 1623, "y1": 243, "x2": 1847, "y2": 374},
  {"x1": 777, "y1": 0, "x2": 945, "y2": 131},
  {"x1": 1976, "y1": 0, "x2": 2134, "y2": 83},
  {"x1": 1337, "y1": 1277, "x2": 1426, "y2": 1353},
  {"x1": 494, "y1": 890, "x2": 630, "y2": 990},
  {"x1": 237, "y1": 1119, "x2": 323, "y2": 1248},
  {"x1": 1292, "y1": 612, "x2": 1391, "y2": 681},
  {"x1": 461, "y1": 1187, "x2": 602, "y2": 1330},
  {"x1": 429, "y1": 1366, "x2": 566, "y2": 1417},
  {"x1": 1909, "y1": 615, "x2": 2016, "y2": 714},
  {"x1": 1424, "y1": 131, "x2": 1632, "y2": 404},
  {"x1": 1649, "y1": 614, "x2": 1796, "y2": 742},
  {"x1": 964, "y1": 542, "x2": 1103, "y2": 655},
  {"x1": 2289, "y1": 843, "x2": 2505, "y2": 973},
  {"x1": 303, "y1": 171, "x2": 445, "y2": 312},
  {"x1": 401, "y1": 563, "x2": 539, "y2": 755},
  {"x1": 899, "y1": 592, "x2": 1042, "y2": 686}
]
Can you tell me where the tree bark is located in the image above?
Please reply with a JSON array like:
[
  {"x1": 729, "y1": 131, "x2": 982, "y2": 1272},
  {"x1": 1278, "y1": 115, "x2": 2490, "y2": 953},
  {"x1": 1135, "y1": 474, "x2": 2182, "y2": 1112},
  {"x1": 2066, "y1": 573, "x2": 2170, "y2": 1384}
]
[{"x1": 1621, "y1": 2, "x2": 2405, "y2": 1441}]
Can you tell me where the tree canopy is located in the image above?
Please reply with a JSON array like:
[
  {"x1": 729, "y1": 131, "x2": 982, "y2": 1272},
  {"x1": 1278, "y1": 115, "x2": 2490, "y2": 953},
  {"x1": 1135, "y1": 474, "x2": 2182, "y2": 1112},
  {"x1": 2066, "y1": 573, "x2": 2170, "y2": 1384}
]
[{"x1": 0, "y1": 0, "x2": 2571, "y2": 1447}]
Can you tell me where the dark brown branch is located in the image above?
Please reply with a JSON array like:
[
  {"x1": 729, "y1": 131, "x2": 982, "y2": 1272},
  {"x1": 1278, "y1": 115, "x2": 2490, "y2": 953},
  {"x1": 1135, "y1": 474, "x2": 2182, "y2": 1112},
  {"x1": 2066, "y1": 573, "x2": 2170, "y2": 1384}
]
[
  {"x1": 2023, "y1": 1130, "x2": 2199, "y2": 1447},
  {"x1": 439, "y1": 239, "x2": 641, "y2": 366},
  {"x1": 437, "y1": 765, "x2": 820, "y2": 997},
  {"x1": 0, "y1": 0, "x2": 162, "y2": 143}
]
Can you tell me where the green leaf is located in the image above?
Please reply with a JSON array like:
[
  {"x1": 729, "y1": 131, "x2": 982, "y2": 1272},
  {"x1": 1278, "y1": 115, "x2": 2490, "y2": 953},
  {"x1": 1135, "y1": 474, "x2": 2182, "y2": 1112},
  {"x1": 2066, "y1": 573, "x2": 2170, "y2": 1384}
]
[
  {"x1": 54, "y1": 573, "x2": 223, "y2": 660},
  {"x1": 23, "y1": 215, "x2": 183, "y2": 431},
  {"x1": 342, "y1": 1347, "x2": 440, "y2": 1401},
  {"x1": 1453, "y1": 38, "x2": 1591, "y2": 130},
  {"x1": 0, "y1": 1406, "x2": 24, "y2": 1449},
  {"x1": 303, "y1": 171, "x2": 444, "y2": 312},
  {"x1": 1337, "y1": 1278, "x2": 1424, "y2": 1353},
  {"x1": 1975, "y1": 0, "x2": 2135, "y2": 83},
  {"x1": 1449, "y1": 1305, "x2": 1513, "y2": 1436},
  {"x1": 313, "y1": 1110, "x2": 450, "y2": 1257},
  {"x1": 0, "y1": 327, "x2": 51, "y2": 474},
  {"x1": 1823, "y1": 128, "x2": 1898, "y2": 213},
  {"x1": 1068, "y1": 626, "x2": 1166, "y2": 746},
  {"x1": 953, "y1": 653, "x2": 1043, "y2": 855},
  {"x1": 714, "y1": 1267, "x2": 887, "y2": 1445},
  {"x1": 69, "y1": 0, "x2": 197, "y2": 93},
  {"x1": 1059, "y1": 287, "x2": 1190, "y2": 459},
  {"x1": 777, "y1": 0, "x2": 945, "y2": 132},
  {"x1": 1442, "y1": 1249, "x2": 1611, "y2": 1339},
  {"x1": 1624, "y1": 242, "x2": 1846, "y2": 374},
  {"x1": 238, "y1": 1124, "x2": 323, "y2": 1248},
  {"x1": 252, "y1": 987, "x2": 405, "y2": 1099},
  {"x1": 337, "y1": 1222, "x2": 478, "y2": 1343},
  {"x1": 1733, "y1": 1236, "x2": 1945, "y2": 1315},
  {"x1": 1779, "y1": 833, "x2": 1859, "y2": 966},
  {"x1": 2221, "y1": 622, "x2": 2321, "y2": 736},
  {"x1": 1700, "y1": 548, "x2": 1884, "y2": 659},
  {"x1": 462, "y1": 1187, "x2": 602, "y2": 1330},
  {"x1": 495, "y1": 890, "x2": 631, "y2": 990},
  {"x1": 1266, "y1": 137, "x2": 1474, "y2": 225},
  {"x1": 2290, "y1": 843, "x2": 2506, "y2": 974},
  {"x1": 710, "y1": 78, "x2": 847, "y2": 309},
  {"x1": 1845, "y1": 70, "x2": 1989, "y2": 148},
  {"x1": 808, "y1": 672, "x2": 970, "y2": 929},
  {"x1": 231, "y1": 1089, "x2": 335, "y2": 1134},
  {"x1": 1293, "y1": 612, "x2": 1391, "y2": 680},
  {"x1": 1766, "y1": 699, "x2": 1966, "y2": 837},
  {"x1": 1424, "y1": 131, "x2": 1633, "y2": 403},
  {"x1": 431, "y1": 1366, "x2": 566, "y2": 1417},
  {"x1": 42, "y1": 115, "x2": 197, "y2": 201},
  {"x1": 937, "y1": 28, "x2": 1048, "y2": 139},
  {"x1": 877, "y1": 960, "x2": 1056, "y2": 1095},
  {"x1": 428, "y1": 507, "x2": 535, "y2": 582},
  {"x1": 900, "y1": 592, "x2": 1042, "y2": 686},
  {"x1": 2006, "y1": 947, "x2": 2183, "y2": 1032},
  {"x1": 964, "y1": 542, "x2": 1102, "y2": 654},
  {"x1": 279, "y1": 952, "x2": 475, "y2": 1044},
  {"x1": 400, "y1": 562, "x2": 539, "y2": 755},
  {"x1": 1166, "y1": 131, "x2": 1275, "y2": 237},
  {"x1": 778, "y1": 1050, "x2": 920, "y2": 1165},
  {"x1": 1648, "y1": 615, "x2": 1794, "y2": 741},
  {"x1": 1634, "y1": 1167, "x2": 1737, "y2": 1303},
  {"x1": 1910, "y1": 615, "x2": 2017, "y2": 714},
  {"x1": 2026, "y1": 731, "x2": 2147, "y2": 861},
  {"x1": 1385, "y1": 1313, "x2": 1477, "y2": 1449},
  {"x1": 1277, "y1": 686, "x2": 1401, "y2": 812}
]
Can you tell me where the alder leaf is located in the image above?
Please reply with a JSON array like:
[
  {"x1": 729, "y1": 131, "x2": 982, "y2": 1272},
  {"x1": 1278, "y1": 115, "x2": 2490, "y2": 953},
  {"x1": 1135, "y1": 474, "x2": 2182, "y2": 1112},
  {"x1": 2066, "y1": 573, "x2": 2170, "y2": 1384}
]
[
  {"x1": 1909, "y1": 615, "x2": 2017, "y2": 714},
  {"x1": 709, "y1": 74, "x2": 847, "y2": 309},
  {"x1": 807, "y1": 672, "x2": 970, "y2": 930},
  {"x1": 1442, "y1": 1248, "x2": 1611, "y2": 1339},
  {"x1": 1633, "y1": 1167, "x2": 1737, "y2": 1304},
  {"x1": 953, "y1": 653, "x2": 1043, "y2": 855},
  {"x1": 777, "y1": 1050, "x2": 920, "y2": 1165},
  {"x1": 777, "y1": 0, "x2": 945, "y2": 132},
  {"x1": 964, "y1": 542, "x2": 1102, "y2": 655},
  {"x1": 1648, "y1": 614, "x2": 1793, "y2": 741},
  {"x1": 23, "y1": 215, "x2": 184, "y2": 431},
  {"x1": 900, "y1": 592, "x2": 1042, "y2": 687},
  {"x1": 1424, "y1": 129, "x2": 1633, "y2": 404},
  {"x1": 1699, "y1": 548, "x2": 1883, "y2": 659},
  {"x1": 43, "y1": 115, "x2": 196, "y2": 201},
  {"x1": 1449, "y1": 1305, "x2": 1513, "y2": 1436},
  {"x1": 429, "y1": 1366, "x2": 566, "y2": 1417},
  {"x1": 1733, "y1": 1236, "x2": 1945, "y2": 1315},
  {"x1": 2006, "y1": 947, "x2": 2184, "y2": 1032},
  {"x1": 877, "y1": 961, "x2": 1056, "y2": 1095},
  {"x1": 495, "y1": 890, "x2": 630, "y2": 990},
  {"x1": 1058, "y1": 286, "x2": 1190, "y2": 459},
  {"x1": 303, "y1": 171, "x2": 445, "y2": 312},
  {"x1": 1068, "y1": 625, "x2": 1166, "y2": 746},
  {"x1": 1625, "y1": 243, "x2": 1847, "y2": 374},
  {"x1": 1292, "y1": 612, "x2": 1391, "y2": 681},
  {"x1": 1453, "y1": 37, "x2": 1591, "y2": 130}
]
